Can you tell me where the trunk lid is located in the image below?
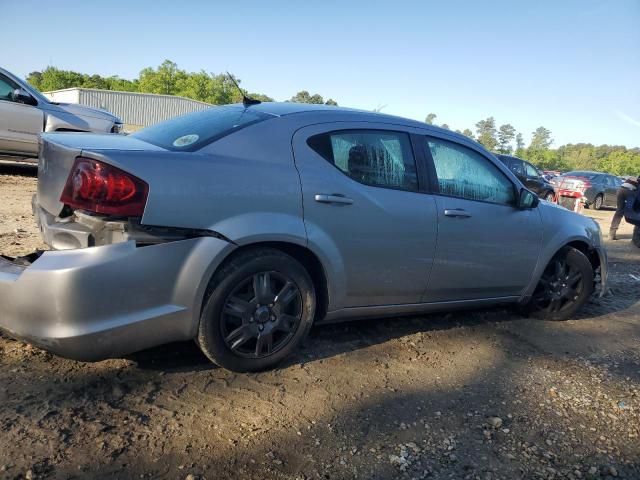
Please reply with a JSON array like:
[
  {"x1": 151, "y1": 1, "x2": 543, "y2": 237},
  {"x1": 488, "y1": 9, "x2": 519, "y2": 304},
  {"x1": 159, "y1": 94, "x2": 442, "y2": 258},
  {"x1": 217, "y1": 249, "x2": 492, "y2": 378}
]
[{"x1": 37, "y1": 133, "x2": 164, "y2": 216}]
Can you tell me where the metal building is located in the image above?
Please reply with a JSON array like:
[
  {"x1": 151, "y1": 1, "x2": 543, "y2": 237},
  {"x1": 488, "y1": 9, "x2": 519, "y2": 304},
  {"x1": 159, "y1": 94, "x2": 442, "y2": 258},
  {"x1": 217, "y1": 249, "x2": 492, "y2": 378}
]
[{"x1": 44, "y1": 88, "x2": 212, "y2": 132}]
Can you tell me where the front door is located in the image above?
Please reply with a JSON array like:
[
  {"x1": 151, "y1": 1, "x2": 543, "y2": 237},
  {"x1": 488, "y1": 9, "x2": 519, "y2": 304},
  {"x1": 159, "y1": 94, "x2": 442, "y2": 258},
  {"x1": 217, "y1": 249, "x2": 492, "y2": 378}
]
[
  {"x1": 0, "y1": 74, "x2": 43, "y2": 156},
  {"x1": 292, "y1": 123, "x2": 438, "y2": 310},
  {"x1": 421, "y1": 136, "x2": 542, "y2": 302}
]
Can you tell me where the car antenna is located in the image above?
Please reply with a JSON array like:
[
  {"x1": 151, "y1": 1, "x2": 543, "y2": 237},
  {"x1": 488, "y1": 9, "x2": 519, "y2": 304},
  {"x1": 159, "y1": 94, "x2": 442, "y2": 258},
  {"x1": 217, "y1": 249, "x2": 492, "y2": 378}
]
[{"x1": 226, "y1": 71, "x2": 261, "y2": 107}]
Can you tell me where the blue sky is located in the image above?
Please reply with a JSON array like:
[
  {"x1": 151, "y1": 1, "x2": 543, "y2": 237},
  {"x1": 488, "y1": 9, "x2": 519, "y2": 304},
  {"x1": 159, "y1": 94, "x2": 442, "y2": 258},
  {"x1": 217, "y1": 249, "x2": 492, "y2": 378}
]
[{"x1": 2, "y1": 0, "x2": 638, "y2": 147}]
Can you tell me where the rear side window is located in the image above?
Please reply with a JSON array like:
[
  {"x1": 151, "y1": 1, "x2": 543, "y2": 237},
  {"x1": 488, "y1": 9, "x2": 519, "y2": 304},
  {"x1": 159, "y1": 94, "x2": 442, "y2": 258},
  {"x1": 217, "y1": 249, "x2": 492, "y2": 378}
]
[
  {"x1": 509, "y1": 159, "x2": 524, "y2": 176},
  {"x1": 427, "y1": 137, "x2": 515, "y2": 205},
  {"x1": 307, "y1": 130, "x2": 418, "y2": 191},
  {"x1": 132, "y1": 106, "x2": 272, "y2": 152}
]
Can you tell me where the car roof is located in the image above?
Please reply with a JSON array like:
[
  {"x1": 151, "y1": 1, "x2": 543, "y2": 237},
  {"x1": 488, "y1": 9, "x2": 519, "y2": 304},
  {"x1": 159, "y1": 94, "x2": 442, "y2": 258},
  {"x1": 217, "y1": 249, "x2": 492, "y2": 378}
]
[
  {"x1": 566, "y1": 171, "x2": 603, "y2": 175},
  {"x1": 235, "y1": 101, "x2": 451, "y2": 132}
]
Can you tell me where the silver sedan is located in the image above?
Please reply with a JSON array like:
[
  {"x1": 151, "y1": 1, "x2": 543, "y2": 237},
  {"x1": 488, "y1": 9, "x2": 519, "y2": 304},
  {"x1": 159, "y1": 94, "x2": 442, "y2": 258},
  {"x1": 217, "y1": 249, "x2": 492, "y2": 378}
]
[{"x1": 0, "y1": 102, "x2": 607, "y2": 372}]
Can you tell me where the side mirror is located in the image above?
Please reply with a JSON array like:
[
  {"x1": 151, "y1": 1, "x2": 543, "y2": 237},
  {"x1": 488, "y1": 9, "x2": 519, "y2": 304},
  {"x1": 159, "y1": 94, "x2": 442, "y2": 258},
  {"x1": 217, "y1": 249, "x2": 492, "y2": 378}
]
[
  {"x1": 518, "y1": 188, "x2": 539, "y2": 209},
  {"x1": 11, "y1": 88, "x2": 37, "y2": 106}
]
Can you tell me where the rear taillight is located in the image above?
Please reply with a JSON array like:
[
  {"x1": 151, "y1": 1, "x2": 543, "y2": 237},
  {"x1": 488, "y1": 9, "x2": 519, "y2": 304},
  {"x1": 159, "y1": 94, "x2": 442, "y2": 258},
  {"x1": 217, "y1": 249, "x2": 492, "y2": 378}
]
[{"x1": 60, "y1": 157, "x2": 148, "y2": 216}]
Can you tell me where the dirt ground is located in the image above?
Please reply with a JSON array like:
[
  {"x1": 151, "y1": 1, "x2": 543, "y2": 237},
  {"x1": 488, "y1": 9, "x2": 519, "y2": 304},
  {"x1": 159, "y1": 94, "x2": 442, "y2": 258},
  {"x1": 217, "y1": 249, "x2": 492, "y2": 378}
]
[{"x1": 1, "y1": 163, "x2": 639, "y2": 480}]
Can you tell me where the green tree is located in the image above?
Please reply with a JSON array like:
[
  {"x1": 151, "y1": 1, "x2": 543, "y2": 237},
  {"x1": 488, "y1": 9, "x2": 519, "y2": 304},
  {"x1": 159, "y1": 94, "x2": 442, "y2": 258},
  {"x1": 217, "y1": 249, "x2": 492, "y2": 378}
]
[
  {"x1": 290, "y1": 90, "x2": 336, "y2": 105},
  {"x1": 462, "y1": 128, "x2": 474, "y2": 140},
  {"x1": 526, "y1": 127, "x2": 555, "y2": 167},
  {"x1": 529, "y1": 126, "x2": 553, "y2": 150},
  {"x1": 138, "y1": 60, "x2": 187, "y2": 95},
  {"x1": 497, "y1": 124, "x2": 516, "y2": 154},
  {"x1": 425, "y1": 113, "x2": 437, "y2": 125},
  {"x1": 515, "y1": 133, "x2": 525, "y2": 157},
  {"x1": 441, "y1": 123, "x2": 450, "y2": 130},
  {"x1": 475, "y1": 117, "x2": 498, "y2": 151}
]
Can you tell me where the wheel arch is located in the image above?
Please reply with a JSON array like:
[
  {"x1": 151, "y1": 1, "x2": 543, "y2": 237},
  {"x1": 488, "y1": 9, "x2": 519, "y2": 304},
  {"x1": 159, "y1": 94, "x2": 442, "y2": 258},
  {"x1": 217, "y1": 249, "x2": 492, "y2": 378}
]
[
  {"x1": 198, "y1": 241, "x2": 330, "y2": 326},
  {"x1": 522, "y1": 236, "x2": 600, "y2": 301}
]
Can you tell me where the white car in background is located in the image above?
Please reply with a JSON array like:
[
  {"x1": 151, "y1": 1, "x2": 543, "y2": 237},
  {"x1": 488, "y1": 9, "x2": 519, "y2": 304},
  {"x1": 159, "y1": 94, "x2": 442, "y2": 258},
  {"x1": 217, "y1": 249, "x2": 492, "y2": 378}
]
[{"x1": 0, "y1": 67, "x2": 122, "y2": 162}]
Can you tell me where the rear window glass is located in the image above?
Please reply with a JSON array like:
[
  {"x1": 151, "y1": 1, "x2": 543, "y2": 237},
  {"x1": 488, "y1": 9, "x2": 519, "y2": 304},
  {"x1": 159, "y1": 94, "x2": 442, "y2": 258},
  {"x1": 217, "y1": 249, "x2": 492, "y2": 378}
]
[{"x1": 132, "y1": 106, "x2": 273, "y2": 152}]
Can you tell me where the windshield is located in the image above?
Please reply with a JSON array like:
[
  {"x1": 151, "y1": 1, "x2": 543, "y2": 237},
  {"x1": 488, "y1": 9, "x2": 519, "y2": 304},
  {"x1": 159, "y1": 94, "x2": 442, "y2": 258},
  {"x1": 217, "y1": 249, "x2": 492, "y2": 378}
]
[{"x1": 132, "y1": 106, "x2": 274, "y2": 152}]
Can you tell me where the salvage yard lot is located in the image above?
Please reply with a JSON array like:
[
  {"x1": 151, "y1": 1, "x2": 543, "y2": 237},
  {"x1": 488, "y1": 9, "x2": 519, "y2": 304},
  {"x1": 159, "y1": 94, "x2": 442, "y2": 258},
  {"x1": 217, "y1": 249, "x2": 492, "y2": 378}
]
[{"x1": 1, "y1": 164, "x2": 639, "y2": 480}]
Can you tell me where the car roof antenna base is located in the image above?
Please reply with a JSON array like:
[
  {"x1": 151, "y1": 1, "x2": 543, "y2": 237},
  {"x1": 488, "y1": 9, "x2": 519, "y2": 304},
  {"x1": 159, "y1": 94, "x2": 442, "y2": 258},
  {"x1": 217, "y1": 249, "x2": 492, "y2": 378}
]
[{"x1": 226, "y1": 72, "x2": 261, "y2": 107}]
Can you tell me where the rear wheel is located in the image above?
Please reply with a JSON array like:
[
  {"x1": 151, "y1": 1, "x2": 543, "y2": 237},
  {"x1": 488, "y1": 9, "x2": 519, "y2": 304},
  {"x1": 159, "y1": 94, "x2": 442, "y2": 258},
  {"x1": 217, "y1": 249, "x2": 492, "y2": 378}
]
[
  {"x1": 197, "y1": 248, "x2": 316, "y2": 372},
  {"x1": 633, "y1": 226, "x2": 640, "y2": 248},
  {"x1": 544, "y1": 191, "x2": 555, "y2": 202},
  {"x1": 593, "y1": 194, "x2": 604, "y2": 210},
  {"x1": 525, "y1": 247, "x2": 594, "y2": 321}
]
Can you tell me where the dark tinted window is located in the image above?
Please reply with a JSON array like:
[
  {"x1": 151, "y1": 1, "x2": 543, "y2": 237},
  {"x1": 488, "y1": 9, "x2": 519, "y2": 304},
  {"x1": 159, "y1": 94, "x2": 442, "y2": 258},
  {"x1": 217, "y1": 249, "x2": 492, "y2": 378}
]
[
  {"x1": 0, "y1": 75, "x2": 17, "y2": 101},
  {"x1": 427, "y1": 138, "x2": 515, "y2": 205},
  {"x1": 524, "y1": 162, "x2": 539, "y2": 178},
  {"x1": 510, "y1": 159, "x2": 525, "y2": 176},
  {"x1": 132, "y1": 106, "x2": 273, "y2": 152},
  {"x1": 307, "y1": 130, "x2": 418, "y2": 191}
]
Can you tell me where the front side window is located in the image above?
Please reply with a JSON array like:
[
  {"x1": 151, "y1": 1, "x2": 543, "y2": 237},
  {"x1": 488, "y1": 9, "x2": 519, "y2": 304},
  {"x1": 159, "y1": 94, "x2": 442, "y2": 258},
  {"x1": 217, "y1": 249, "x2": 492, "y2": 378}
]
[
  {"x1": 0, "y1": 76, "x2": 16, "y2": 101},
  {"x1": 525, "y1": 163, "x2": 539, "y2": 178},
  {"x1": 427, "y1": 138, "x2": 515, "y2": 205},
  {"x1": 307, "y1": 130, "x2": 418, "y2": 191}
]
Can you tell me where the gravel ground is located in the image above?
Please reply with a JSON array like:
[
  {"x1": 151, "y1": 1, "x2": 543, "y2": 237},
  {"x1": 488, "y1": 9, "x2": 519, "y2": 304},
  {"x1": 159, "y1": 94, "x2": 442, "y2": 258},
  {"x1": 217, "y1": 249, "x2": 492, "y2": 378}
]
[{"x1": 1, "y1": 164, "x2": 639, "y2": 480}]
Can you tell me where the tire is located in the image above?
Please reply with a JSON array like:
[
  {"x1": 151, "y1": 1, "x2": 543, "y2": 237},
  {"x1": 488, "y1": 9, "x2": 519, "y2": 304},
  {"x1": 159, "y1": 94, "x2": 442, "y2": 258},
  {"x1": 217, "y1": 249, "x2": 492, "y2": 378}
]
[
  {"x1": 197, "y1": 248, "x2": 316, "y2": 372},
  {"x1": 633, "y1": 226, "x2": 640, "y2": 248},
  {"x1": 544, "y1": 191, "x2": 555, "y2": 202},
  {"x1": 525, "y1": 247, "x2": 594, "y2": 321},
  {"x1": 593, "y1": 194, "x2": 604, "y2": 210}
]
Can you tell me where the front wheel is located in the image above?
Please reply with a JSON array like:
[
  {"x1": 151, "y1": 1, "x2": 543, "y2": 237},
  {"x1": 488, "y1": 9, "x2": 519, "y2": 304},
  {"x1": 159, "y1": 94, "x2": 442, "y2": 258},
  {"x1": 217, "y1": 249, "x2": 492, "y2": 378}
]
[
  {"x1": 525, "y1": 247, "x2": 594, "y2": 321},
  {"x1": 197, "y1": 248, "x2": 316, "y2": 372},
  {"x1": 544, "y1": 191, "x2": 555, "y2": 202}
]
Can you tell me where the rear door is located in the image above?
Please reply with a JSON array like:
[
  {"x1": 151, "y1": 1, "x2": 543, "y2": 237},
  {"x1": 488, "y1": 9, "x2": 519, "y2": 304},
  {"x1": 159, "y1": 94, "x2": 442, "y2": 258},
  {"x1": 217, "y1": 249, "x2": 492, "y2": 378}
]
[
  {"x1": 292, "y1": 123, "x2": 438, "y2": 309},
  {"x1": 421, "y1": 136, "x2": 541, "y2": 302},
  {"x1": 0, "y1": 73, "x2": 43, "y2": 156}
]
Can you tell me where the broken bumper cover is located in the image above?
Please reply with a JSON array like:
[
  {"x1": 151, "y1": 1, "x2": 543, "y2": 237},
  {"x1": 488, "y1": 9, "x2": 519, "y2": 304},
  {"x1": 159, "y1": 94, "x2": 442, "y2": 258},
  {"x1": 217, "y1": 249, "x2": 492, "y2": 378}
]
[{"x1": 0, "y1": 238, "x2": 233, "y2": 361}]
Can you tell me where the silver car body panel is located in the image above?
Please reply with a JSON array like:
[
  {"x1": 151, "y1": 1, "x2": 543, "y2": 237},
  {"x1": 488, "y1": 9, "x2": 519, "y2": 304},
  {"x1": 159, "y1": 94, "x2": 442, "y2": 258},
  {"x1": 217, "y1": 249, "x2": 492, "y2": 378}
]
[
  {"x1": 0, "y1": 238, "x2": 235, "y2": 361},
  {"x1": 0, "y1": 103, "x2": 607, "y2": 361}
]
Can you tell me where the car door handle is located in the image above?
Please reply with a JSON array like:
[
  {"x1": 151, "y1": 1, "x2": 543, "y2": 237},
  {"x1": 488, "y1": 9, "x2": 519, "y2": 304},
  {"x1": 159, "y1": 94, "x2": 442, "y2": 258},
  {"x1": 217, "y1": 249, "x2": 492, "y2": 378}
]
[
  {"x1": 444, "y1": 209, "x2": 472, "y2": 218},
  {"x1": 315, "y1": 194, "x2": 354, "y2": 205}
]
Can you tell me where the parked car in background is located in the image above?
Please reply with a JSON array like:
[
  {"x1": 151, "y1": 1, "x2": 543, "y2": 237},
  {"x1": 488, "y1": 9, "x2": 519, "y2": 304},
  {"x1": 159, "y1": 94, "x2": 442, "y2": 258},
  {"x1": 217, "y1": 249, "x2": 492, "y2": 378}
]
[
  {"x1": 0, "y1": 103, "x2": 607, "y2": 372},
  {"x1": 542, "y1": 170, "x2": 561, "y2": 182},
  {"x1": 555, "y1": 171, "x2": 623, "y2": 210},
  {"x1": 0, "y1": 67, "x2": 122, "y2": 162},
  {"x1": 496, "y1": 155, "x2": 556, "y2": 201}
]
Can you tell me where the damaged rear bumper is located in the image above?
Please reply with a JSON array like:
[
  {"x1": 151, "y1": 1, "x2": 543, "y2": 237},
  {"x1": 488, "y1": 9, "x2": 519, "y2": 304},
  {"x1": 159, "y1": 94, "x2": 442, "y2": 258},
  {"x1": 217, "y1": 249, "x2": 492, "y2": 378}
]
[{"x1": 0, "y1": 238, "x2": 234, "y2": 361}]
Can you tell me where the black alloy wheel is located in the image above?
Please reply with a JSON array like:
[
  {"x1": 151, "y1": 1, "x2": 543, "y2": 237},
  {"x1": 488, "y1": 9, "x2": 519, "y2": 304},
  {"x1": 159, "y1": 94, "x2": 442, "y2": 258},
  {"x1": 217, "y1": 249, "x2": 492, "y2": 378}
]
[
  {"x1": 198, "y1": 248, "x2": 316, "y2": 372},
  {"x1": 527, "y1": 247, "x2": 594, "y2": 320},
  {"x1": 220, "y1": 271, "x2": 302, "y2": 359}
]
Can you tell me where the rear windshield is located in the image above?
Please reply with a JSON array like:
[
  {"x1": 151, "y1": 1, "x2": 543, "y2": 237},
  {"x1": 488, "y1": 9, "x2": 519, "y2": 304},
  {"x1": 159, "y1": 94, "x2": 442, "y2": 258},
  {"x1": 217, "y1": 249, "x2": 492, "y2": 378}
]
[{"x1": 132, "y1": 106, "x2": 273, "y2": 152}]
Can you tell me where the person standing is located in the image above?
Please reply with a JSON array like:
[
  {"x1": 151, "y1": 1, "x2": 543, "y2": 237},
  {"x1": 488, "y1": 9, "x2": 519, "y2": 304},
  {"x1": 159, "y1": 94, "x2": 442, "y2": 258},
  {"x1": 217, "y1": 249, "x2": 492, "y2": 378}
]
[{"x1": 610, "y1": 176, "x2": 639, "y2": 240}]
